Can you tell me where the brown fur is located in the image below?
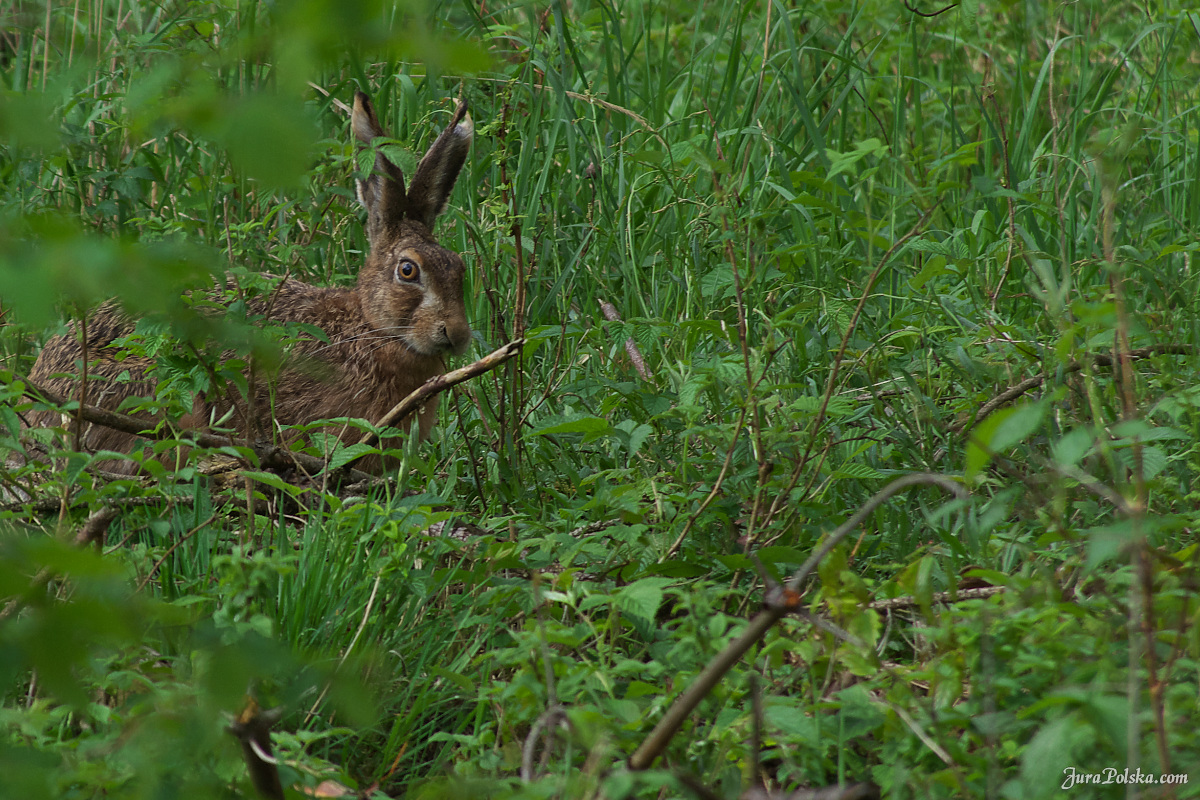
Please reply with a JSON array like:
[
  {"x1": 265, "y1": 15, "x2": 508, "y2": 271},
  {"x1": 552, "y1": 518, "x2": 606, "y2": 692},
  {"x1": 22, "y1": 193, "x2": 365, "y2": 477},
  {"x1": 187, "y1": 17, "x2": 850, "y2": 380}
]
[{"x1": 25, "y1": 91, "x2": 474, "y2": 474}]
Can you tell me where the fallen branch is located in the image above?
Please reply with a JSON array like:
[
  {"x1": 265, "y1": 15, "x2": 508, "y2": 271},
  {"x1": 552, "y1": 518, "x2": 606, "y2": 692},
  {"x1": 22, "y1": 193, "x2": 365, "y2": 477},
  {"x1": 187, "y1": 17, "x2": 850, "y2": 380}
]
[
  {"x1": 741, "y1": 785, "x2": 881, "y2": 800},
  {"x1": 868, "y1": 585, "x2": 1005, "y2": 612},
  {"x1": 957, "y1": 344, "x2": 1194, "y2": 435},
  {"x1": 677, "y1": 774, "x2": 880, "y2": 800},
  {"x1": 14, "y1": 375, "x2": 374, "y2": 484},
  {"x1": 629, "y1": 473, "x2": 967, "y2": 771},
  {"x1": 0, "y1": 493, "x2": 193, "y2": 516}
]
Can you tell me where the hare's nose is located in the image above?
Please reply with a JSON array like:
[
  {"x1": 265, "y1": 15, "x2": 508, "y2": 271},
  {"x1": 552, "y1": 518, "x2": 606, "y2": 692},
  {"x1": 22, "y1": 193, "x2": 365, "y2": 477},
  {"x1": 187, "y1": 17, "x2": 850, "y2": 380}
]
[{"x1": 440, "y1": 320, "x2": 473, "y2": 355}]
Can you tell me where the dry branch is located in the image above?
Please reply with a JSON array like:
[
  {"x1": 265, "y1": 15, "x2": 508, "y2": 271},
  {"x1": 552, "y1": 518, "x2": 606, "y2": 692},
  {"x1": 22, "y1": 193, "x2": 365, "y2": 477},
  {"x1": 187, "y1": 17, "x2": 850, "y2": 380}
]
[
  {"x1": 629, "y1": 473, "x2": 966, "y2": 771},
  {"x1": 14, "y1": 375, "x2": 372, "y2": 484},
  {"x1": 957, "y1": 344, "x2": 1194, "y2": 435},
  {"x1": 868, "y1": 585, "x2": 1005, "y2": 612},
  {"x1": 355, "y1": 338, "x2": 525, "y2": 450},
  {"x1": 742, "y1": 784, "x2": 880, "y2": 800}
]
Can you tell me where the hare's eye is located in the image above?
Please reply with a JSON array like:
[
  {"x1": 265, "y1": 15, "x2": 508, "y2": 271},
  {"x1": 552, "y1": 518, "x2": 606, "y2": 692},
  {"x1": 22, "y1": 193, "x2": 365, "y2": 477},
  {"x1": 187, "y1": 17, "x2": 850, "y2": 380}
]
[{"x1": 394, "y1": 260, "x2": 420, "y2": 283}]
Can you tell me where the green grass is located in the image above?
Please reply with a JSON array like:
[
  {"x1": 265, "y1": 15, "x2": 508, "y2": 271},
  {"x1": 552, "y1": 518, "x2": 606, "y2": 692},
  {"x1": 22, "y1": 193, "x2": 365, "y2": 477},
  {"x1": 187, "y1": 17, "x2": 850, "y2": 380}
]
[{"x1": 2, "y1": 0, "x2": 1200, "y2": 797}]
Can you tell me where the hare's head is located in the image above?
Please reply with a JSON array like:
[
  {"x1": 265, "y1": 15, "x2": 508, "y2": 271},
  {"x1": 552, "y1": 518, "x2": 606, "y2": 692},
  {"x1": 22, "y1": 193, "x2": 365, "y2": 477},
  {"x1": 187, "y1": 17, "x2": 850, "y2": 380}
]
[{"x1": 351, "y1": 91, "x2": 473, "y2": 358}]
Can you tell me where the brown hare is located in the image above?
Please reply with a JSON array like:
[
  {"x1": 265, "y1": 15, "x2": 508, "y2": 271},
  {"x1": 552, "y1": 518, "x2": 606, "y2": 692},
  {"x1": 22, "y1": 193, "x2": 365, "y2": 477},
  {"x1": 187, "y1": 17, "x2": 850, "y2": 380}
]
[{"x1": 25, "y1": 90, "x2": 474, "y2": 474}]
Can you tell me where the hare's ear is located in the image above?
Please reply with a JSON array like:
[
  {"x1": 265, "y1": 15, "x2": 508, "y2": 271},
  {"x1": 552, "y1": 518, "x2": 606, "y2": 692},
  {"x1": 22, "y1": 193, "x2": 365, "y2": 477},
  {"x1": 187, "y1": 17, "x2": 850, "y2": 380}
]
[
  {"x1": 404, "y1": 100, "x2": 472, "y2": 230},
  {"x1": 352, "y1": 91, "x2": 408, "y2": 244}
]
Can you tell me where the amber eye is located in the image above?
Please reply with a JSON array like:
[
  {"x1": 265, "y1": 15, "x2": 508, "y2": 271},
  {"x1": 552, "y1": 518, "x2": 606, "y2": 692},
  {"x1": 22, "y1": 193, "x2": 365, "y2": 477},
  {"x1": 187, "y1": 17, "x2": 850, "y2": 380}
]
[{"x1": 394, "y1": 260, "x2": 420, "y2": 283}]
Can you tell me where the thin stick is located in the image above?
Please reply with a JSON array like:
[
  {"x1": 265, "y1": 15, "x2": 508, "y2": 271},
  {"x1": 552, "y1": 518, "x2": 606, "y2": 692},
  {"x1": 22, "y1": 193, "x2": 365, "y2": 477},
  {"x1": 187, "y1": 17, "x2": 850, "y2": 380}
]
[
  {"x1": 15, "y1": 375, "x2": 374, "y2": 483},
  {"x1": 135, "y1": 513, "x2": 219, "y2": 593},
  {"x1": 629, "y1": 474, "x2": 966, "y2": 770},
  {"x1": 955, "y1": 344, "x2": 1194, "y2": 435},
  {"x1": 352, "y1": 339, "x2": 525, "y2": 452},
  {"x1": 227, "y1": 701, "x2": 285, "y2": 800},
  {"x1": 766, "y1": 209, "x2": 937, "y2": 529}
]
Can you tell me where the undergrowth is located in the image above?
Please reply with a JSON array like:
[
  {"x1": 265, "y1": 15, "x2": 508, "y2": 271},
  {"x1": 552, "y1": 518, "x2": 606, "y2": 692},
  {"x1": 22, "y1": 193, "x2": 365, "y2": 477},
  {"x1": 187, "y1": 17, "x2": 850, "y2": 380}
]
[{"x1": 1, "y1": 0, "x2": 1199, "y2": 797}]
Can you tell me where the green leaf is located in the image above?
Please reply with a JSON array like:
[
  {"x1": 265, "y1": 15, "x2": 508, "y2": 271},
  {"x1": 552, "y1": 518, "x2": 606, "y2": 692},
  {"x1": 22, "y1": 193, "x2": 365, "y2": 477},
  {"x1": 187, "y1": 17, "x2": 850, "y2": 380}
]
[
  {"x1": 832, "y1": 462, "x2": 884, "y2": 480},
  {"x1": 1085, "y1": 521, "x2": 1135, "y2": 571},
  {"x1": 240, "y1": 470, "x2": 300, "y2": 495},
  {"x1": 613, "y1": 578, "x2": 673, "y2": 626},
  {"x1": 765, "y1": 699, "x2": 818, "y2": 738},
  {"x1": 529, "y1": 414, "x2": 611, "y2": 439},
  {"x1": 966, "y1": 401, "x2": 1047, "y2": 479},
  {"x1": 326, "y1": 443, "x2": 377, "y2": 471},
  {"x1": 1051, "y1": 427, "x2": 1093, "y2": 468},
  {"x1": 626, "y1": 423, "x2": 653, "y2": 457},
  {"x1": 1019, "y1": 714, "x2": 1094, "y2": 799},
  {"x1": 217, "y1": 93, "x2": 318, "y2": 190}
]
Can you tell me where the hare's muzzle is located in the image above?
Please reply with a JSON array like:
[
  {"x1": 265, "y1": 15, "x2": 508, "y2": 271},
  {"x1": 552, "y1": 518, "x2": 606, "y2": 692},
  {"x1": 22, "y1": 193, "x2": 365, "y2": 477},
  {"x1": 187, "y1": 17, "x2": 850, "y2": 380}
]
[{"x1": 440, "y1": 319, "x2": 473, "y2": 356}]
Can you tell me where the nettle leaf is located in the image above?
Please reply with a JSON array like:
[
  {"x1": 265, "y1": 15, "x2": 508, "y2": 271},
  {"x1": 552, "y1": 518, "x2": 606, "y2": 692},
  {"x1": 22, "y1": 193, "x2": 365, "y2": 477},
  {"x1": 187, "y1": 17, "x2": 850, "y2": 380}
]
[
  {"x1": 1114, "y1": 445, "x2": 1168, "y2": 480},
  {"x1": 1019, "y1": 713, "x2": 1094, "y2": 798},
  {"x1": 966, "y1": 400, "x2": 1048, "y2": 480},
  {"x1": 241, "y1": 470, "x2": 302, "y2": 496},
  {"x1": 764, "y1": 699, "x2": 818, "y2": 739},
  {"x1": 789, "y1": 395, "x2": 854, "y2": 416},
  {"x1": 614, "y1": 420, "x2": 654, "y2": 457},
  {"x1": 614, "y1": 578, "x2": 674, "y2": 626},
  {"x1": 1111, "y1": 419, "x2": 1190, "y2": 444},
  {"x1": 1051, "y1": 427, "x2": 1094, "y2": 468}
]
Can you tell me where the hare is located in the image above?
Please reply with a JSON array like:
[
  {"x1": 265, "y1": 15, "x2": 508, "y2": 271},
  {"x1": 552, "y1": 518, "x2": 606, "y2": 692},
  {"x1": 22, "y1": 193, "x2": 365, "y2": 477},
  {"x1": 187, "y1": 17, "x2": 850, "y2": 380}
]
[{"x1": 24, "y1": 91, "x2": 474, "y2": 474}]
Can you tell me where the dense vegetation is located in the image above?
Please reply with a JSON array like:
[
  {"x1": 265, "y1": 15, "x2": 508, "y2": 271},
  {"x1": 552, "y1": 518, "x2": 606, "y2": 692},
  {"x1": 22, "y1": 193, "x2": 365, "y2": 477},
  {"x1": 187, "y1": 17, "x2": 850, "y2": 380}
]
[{"x1": 2, "y1": 0, "x2": 1199, "y2": 797}]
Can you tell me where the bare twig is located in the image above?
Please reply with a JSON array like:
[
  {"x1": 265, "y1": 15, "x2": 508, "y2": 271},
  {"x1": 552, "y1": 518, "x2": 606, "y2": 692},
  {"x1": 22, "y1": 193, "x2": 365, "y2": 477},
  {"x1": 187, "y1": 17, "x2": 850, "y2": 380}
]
[
  {"x1": 902, "y1": 0, "x2": 959, "y2": 17},
  {"x1": 351, "y1": 338, "x2": 525, "y2": 454},
  {"x1": 662, "y1": 405, "x2": 749, "y2": 561},
  {"x1": 741, "y1": 784, "x2": 881, "y2": 800},
  {"x1": 135, "y1": 513, "x2": 219, "y2": 593},
  {"x1": 867, "y1": 585, "x2": 1005, "y2": 612},
  {"x1": 14, "y1": 374, "x2": 374, "y2": 483},
  {"x1": 954, "y1": 344, "x2": 1194, "y2": 435},
  {"x1": 629, "y1": 474, "x2": 966, "y2": 770},
  {"x1": 768, "y1": 208, "x2": 937, "y2": 528},
  {"x1": 76, "y1": 506, "x2": 120, "y2": 548},
  {"x1": 521, "y1": 705, "x2": 570, "y2": 782}
]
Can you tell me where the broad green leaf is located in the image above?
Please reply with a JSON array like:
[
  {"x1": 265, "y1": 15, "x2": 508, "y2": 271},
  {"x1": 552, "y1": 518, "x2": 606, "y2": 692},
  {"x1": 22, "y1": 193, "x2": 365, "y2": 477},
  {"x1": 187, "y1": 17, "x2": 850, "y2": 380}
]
[
  {"x1": 530, "y1": 414, "x2": 611, "y2": 439},
  {"x1": 1051, "y1": 427, "x2": 1093, "y2": 467},
  {"x1": 966, "y1": 401, "x2": 1047, "y2": 479},
  {"x1": 218, "y1": 93, "x2": 319, "y2": 190},
  {"x1": 326, "y1": 443, "x2": 377, "y2": 470},
  {"x1": 1019, "y1": 714, "x2": 1094, "y2": 799},
  {"x1": 832, "y1": 462, "x2": 884, "y2": 480},
  {"x1": 240, "y1": 470, "x2": 301, "y2": 495},
  {"x1": 614, "y1": 578, "x2": 673, "y2": 626}
]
